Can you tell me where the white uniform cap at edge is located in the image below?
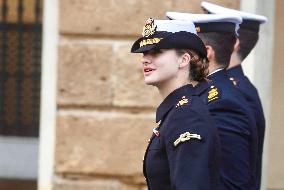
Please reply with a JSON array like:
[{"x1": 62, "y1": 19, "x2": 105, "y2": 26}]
[
  {"x1": 201, "y1": 1, "x2": 267, "y2": 23},
  {"x1": 166, "y1": 12, "x2": 242, "y2": 35},
  {"x1": 166, "y1": 12, "x2": 242, "y2": 24}
]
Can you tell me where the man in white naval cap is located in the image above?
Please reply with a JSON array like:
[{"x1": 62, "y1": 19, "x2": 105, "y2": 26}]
[
  {"x1": 201, "y1": 2, "x2": 267, "y2": 190},
  {"x1": 167, "y1": 12, "x2": 258, "y2": 190}
]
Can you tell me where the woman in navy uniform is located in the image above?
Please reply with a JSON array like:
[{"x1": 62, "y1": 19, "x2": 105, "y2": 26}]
[{"x1": 131, "y1": 18, "x2": 220, "y2": 190}]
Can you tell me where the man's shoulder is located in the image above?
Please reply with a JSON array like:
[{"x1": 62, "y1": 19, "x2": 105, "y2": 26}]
[{"x1": 201, "y1": 83, "x2": 244, "y2": 104}]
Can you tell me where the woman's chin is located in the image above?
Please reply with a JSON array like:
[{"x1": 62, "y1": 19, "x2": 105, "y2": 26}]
[{"x1": 144, "y1": 79, "x2": 158, "y2": 86}]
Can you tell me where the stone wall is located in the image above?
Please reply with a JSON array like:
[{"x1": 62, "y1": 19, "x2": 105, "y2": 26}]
[{"x1": 54, "y1": 0, "x2": 239, "y2": 189}]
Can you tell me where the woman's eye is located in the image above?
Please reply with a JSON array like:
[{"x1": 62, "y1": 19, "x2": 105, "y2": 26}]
[
  {"x1": 153, "y1": 50, "x2": 164, "y2": 55},
  {"x1": 150, "y1": 50, "x2": 163, "y2": 56},
  {"x1": 143, "y1": 50, "x2": 161, "y2": 56}
]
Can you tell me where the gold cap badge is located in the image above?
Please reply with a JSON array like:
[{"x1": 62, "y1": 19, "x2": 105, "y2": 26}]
[{"x1": 142, "y1": 18, "x2": 157, "y2": 37}]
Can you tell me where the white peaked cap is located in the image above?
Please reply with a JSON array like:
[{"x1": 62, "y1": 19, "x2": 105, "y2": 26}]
[
  {"x1": 166, "y1": 12, "x2": 242, "y2": 35},
  {"x1": 166, "y1": 12, "x2": 242, "y2": 24},
  {"x1": 154, "y1": 19, "x2": 197, "y2": 34},
  {"x1": 131, "y1": 18, "x2": 207, "y2": 57},
  {"x1": 201, "y1": 1, "x2": 267, "y2": 23}
]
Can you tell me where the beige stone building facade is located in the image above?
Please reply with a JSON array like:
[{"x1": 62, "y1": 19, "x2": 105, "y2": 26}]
[
  {"x1": 50, "y1": 1, "x2": 239, "y2": 190},
  {"x1": 1, "y1": 0, "x2": 283, "y2": 190},
  {"x1": 40, "y1": 0, "x2": 284, "y2": 190}
]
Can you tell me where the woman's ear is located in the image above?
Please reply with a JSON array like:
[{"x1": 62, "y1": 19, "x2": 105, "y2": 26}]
[
  {"x1": 178, "y1": 53, "x2": 191, "y2": 68},
  {"x1": 206, "y1": 45, "x2": 215, "y2": 62}
]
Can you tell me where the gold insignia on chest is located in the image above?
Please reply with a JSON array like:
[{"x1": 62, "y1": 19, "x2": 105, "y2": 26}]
[
  {"x1": 208, "y1": 86, "x2": 219, "y2": 102},
  {"x1": 176, "y1": 96, "x2": 189, "y2": 107},
  {"x1": 229, "y1": 77, "x2": 238, "y2": 86},
  {"x1": 142, "y1": 18, "x2": 157, "y2": 37},
  {"x1": 174, "y1": 132, "x2": 202, "y2": 147}
]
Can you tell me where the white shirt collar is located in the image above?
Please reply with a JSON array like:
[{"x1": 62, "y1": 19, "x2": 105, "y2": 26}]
[{"x1": 207, "y1": 68, "x2": 224, "y2": 77}]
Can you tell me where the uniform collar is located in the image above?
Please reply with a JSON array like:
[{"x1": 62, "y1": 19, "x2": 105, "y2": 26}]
[
  {"x1": 207, "y1": 68, "x2": 224, "y2": 77},
  {"x1": 227, "y1": 65, "x2": 245, "y2": 77},
  {"x1": 156, "y1": 84, "x2": 193, "y2": 123},
  {"x1": 207, "y1": 69, "x2": 229, "y2": 83},
  {"x1": 193, "y1": 79, "x2": 211, "y2": 96}
]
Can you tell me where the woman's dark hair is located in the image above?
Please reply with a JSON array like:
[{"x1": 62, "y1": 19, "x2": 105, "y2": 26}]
[{"x1": 176, "y1": 49, "x2": 209, "y2": 82}]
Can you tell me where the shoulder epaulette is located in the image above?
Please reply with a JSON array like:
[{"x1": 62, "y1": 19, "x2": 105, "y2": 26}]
[{"x1": 207, "y1": 86, "x2": 219, "y2": 103}]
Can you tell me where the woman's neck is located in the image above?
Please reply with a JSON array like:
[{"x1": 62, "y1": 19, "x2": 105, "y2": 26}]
[
  {"x1": 157, "y1": 79, "x2": 189, "y2": 100},
  {"x1": 190, "y1": 80, "x2": 198, "y2": 87}
]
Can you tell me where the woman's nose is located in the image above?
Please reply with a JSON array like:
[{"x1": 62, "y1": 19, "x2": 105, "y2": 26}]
[
  {"x1": 141, "y1": 56, "x2": 151, "y2": 65},
  {"x1": 141, "y1": 59, "x2": 150, "y2": 66}
]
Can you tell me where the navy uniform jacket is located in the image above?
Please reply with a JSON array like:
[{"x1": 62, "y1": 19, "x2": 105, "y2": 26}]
[
  {"x1": 228, "y1": 65, "x2": 265, "y2": 190},
  {"x1": 195, "y1": 70, "x2": 258, "y2": 190},
  {"x1": 143, "y1": 84, "x2": 220, "y2": 190}
]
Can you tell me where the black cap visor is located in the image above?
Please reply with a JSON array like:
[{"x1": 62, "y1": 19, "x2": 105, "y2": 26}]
[
  {"x1": 131, "y1": 31, "x2": 170, "y2": 53},
  {"x1": 131, "y1": 31, "x2": 207, "y2": 59}
]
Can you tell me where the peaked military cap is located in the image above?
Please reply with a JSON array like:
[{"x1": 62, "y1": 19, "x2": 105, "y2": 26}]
[
  {"x1": 166, "y1": 12, "x2": 242, "y2": 35},
  {"x1": 201, "y1": 1, "x2": 267, "y2": 32},
  {"x1": 131, "y1": 18, "x2": 207, "y2": 58}
]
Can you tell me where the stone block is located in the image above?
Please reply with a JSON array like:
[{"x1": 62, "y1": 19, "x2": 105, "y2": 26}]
[
  {"x1": 57, "y1": 41, "x2": 113, "y2": 106},
  {"x1": 53, "y1": 178, "x2": 139, "y2": 190},
  {"x1": 172, "y1": 0, "x2": 240, "y2": 13},
  {"x1": 59, "y1": 0, "x2": 239, "y2": 36},
  {"x1": 59, "y1": 0, "x2": 173, "y2": 36},
  {"x1": 55, "y1": 111, "x2": 156, "y2": 176}
]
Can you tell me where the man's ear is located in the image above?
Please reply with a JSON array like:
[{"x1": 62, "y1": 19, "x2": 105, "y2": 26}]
[
  {"x1": 178, "y1": 53, "x2": 191, "y2": 68},
  {"x1": 206, "y1": 45, "x2": 215, "y2": 62},
  {"x1": 233, "y1": 38, "x2": 240, "y2": 52}
]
